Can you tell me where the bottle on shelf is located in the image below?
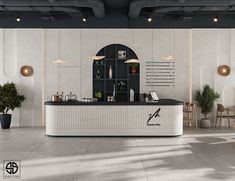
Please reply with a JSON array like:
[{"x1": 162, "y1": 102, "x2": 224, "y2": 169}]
[
  {"x1": 109, "y1": 65, "x2": 113, "y2": 79},
  {"x1": 113, "y1": 84, "x2": 115, "y2": 101},
  {"x1": 130, "y1": 89, "x2": 134, "y2": 102},
  {"x1": 96, "y1": 69, "x2": 101, "y2": 79}
]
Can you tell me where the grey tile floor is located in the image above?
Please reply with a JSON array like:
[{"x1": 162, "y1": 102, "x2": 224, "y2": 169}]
[{"x1": 0, "y1": 127, "x2": 235, "y2": 181}]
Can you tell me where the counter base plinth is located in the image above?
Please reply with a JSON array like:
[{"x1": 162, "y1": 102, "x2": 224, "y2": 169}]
[{"x1": 46, "y1": 128, "x2": 183, "y2": 136}]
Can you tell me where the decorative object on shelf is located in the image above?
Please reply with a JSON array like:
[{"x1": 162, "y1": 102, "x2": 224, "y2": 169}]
[
  {"x1": 20, "y1": 65, "x2": 33, "y2": 77},
  {"x1": 124, "y1": 59, "x2": 140, "y2": 64},
  {"x1": 129, "y1": 63, "x2": 138, "y2": 74},
  {"x1": 117, "y1": 81, "x2": 127, "y2": 91},
  {"x1": 0, "y1": 82, "x2": 25, "y2": 129},
  {"x1": 113, "y1": 84, "x2": 116, "y2": 101},
  {"x1": 118, "y1": 50, "x2": 126, "y2": 59},
  {"x1": 51, "y1": 92, "x2": 63, "y2": 102},
  {"x1": 107, "y1": 96, "x2": 115, "y2": 102},
  {"x1": 95, "y1": 69, "x2": 101, "y2": 79},
  {"x1": 130, "y1": 89, "x2": 135, "y2": 102},
  {"x1": 94, "y1": 91, "x2": 102, "y2": 101},
  {"x1": 65, "y1": 92, "x2": 77, "y2": 102},
  {"x1": 194, "y1": 84, "x2": 220, "y2": 128},
  {"x1": 109, "y1": 65, "x2": 113, "y2": 79},
  {"x1": 81, "y1": 98, "x2": 98, "y2": 103},
  {"x1": 218, "y1": 65, "x2": 230, "y2": 76}
]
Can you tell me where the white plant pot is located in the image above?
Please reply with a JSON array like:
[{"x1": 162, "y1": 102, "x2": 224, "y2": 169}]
[{"x1": 200, "y1": 118, "x2": 211, "y2": 128}]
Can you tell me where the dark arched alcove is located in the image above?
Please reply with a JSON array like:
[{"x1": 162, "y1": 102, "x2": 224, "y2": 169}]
[{"x1": 93, "y1": 44, "x2": 140, "y2": 102}]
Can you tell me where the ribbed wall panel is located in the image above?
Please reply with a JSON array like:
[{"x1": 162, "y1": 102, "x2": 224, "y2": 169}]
[{"x1": 46, "y1": 105, "x2": 183, "y2": 133}]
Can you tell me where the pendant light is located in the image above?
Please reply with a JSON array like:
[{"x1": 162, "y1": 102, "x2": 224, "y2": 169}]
[
  {"x1": 124, "y1": 30, "x2": 140, "y2": 64},
  {"x1": 52, "y1": 30, "x2": 68, "y2": 92},
  {"x1": 89, "y1": 31, "x2": 105, "y2": 60},
  {"x1": 160, "y1": 30, "x2": 175, "y2": 61},
  {"x1": 124, "y1": 59, "x2": 141, "y2": 64},
  {"x1": 52, "y1": 30, "x2": 67, "y2": 64}
]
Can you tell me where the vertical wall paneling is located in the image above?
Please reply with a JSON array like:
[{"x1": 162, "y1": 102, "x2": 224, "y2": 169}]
[
  {"x1": 217, "y1": 29, "x2": 231, "y2": 66},
  {"x1": 175, "y1": 29, "x2": 189, "y2": 102},
  {"x1": 44, "y1": 29, "x2": 59, "y2": 101},
  {"x1": 42, "y1": 29, "x2": 45, "y2": 126},
  {"x1": 133, "y1": 29, "x2": 152, "y2": 93},
  {"x1": 81, "y1": 30, "x2": 96, "y2": 98},
  {"x1": 60, "y1": 29, "x2": 81, "y2": 67},
  {"x1": 3, "y1": 29, "x2": 17, "y2": 78},
  {"x1": 18, "y1": 29, "x2": 42, "y2": 126}
]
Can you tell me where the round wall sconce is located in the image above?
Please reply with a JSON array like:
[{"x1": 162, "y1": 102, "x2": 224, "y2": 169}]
[
  {"x1": 218, "y1": 65, "x2": 230, "y2": 76},
  {"x1": 20, "y1": 66, "x2": 33, "y2": 77}
]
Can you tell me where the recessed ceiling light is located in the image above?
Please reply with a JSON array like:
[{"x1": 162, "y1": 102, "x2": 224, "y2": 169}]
[
  {"x1": 213, "y1": 16, "x2": 219, "y2": 23},
  {"x1": 147, "y1": 17, "x2": 152, "y2": 22},
  {"x1": 82, "y1": 17, "x2": 87, "y2": 22},
  {"x1": 16, "y1": 16, "x2": 21, "y2": 22}
]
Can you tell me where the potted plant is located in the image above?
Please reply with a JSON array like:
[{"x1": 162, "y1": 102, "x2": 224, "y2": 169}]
[
  {"x1": 94, "y1": 91, "x2": 102, "y2": 101},
  {"x1": 194, "y1": 84, "x2": 220, "y2": 128},
  {"x1": 0, "y1": 82, "x2": 25, "y2": 129}
]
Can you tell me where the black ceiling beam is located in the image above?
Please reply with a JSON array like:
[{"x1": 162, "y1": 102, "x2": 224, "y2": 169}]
[
  {"x1": 0, "y1": 0, "x2": 105, "y2": 18},
  {"x1": 129, "y1": 0, "x2": 235, "y2": 18}
]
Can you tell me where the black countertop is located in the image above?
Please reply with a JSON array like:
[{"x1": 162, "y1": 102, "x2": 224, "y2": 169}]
[{"x1": 45, "y1": 99, "x2": 183, "y2": 106}]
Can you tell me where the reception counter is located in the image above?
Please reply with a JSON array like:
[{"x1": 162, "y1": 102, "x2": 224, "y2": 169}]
[{"x1": 45, "y1": 99, "x2": 183, "y2": 136}]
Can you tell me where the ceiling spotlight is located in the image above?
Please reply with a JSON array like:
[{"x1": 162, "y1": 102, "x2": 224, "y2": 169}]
[
  {"x1": 147, "y1": 17, "x2": 152, "y2": 22},
  {"x1": 82, "y1": 17, "x2": 87, "y2": 22},
  {"x1": 213, "y1": 16, "x2": 219, "y2": 23},
  {"x1": 16, "y1": 16, "x2": 21, "y2": 22}
]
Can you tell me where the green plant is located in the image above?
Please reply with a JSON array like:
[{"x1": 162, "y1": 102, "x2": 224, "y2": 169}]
[
  {"x1": 94, "y1": 91, "x2": 102, "y2": 99},
  {"x1": 130, "y1": 63, "x2": 138, "y2": 68},
  {"x1": 194, "y1": 84, "x2": 220, "y2": 118},
  {"x1": 0, "y1": 82, "x2": 25, "y2": 114}
]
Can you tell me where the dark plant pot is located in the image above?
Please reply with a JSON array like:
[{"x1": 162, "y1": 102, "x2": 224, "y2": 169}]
[{"x1": 0, "y1": 114, "x2": 12, "y2": 129}]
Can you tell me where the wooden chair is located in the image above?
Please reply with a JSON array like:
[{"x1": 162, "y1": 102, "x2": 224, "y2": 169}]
[
  {"x1": 183, "y1": 102, "x2": 198, "y2": 129},
  {"x1": 215, "y1": 104, "x2": 235, "y2": 129}
]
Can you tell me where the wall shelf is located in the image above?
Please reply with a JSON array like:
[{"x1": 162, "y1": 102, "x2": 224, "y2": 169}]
[{"x1": 93, "y1": 44, "x2": 140, "y2": 102}]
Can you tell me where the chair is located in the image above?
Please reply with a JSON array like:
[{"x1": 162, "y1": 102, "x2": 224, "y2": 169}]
[
  {"x1": 183, "y1": 102, "x2": 198, "y2": 129},
  {"x1": 215, "y1": 104, "x2": 235, "y2": 129}
]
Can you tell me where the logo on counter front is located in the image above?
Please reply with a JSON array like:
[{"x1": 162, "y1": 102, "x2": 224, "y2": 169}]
[{"x1": 146, "y1": 108, "x2": 161, "y2": 126}]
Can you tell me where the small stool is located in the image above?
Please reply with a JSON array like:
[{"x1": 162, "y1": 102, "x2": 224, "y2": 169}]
[{"x1": 183, "y1": 102, "x2": 198, "y2": 130}]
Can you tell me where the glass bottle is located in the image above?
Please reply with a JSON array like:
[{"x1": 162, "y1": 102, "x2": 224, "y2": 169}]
[{"x1": 109, "y1": 65, "x2": 113, "y2": 79}]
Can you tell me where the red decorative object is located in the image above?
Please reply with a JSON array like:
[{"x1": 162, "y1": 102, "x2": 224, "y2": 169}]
[{"x1": 131, "y1": 67, "x2": 137, "y2": 74}]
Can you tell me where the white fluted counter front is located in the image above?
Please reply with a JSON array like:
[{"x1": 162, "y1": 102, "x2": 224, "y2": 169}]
[{"x1": 45, "y1": 99, "x2": 183, "y2": 136}]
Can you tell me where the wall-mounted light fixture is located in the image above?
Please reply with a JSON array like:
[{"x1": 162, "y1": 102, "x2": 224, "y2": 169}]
[
  {"x1": 20, "y1": 66, "x2": 33, "y2": 77},
  {"x1": 218, "y1": 65, "x2": 230, "y2": 76}
]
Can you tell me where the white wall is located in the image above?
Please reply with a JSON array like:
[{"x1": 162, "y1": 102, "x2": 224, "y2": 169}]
[{"x1": 0, "y1": 28, "x2": 234, "y2": 126}]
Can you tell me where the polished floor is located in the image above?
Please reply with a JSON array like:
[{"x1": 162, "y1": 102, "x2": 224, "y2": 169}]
[{"x1": 0, "y1": 128, "x2": 235, "y2": 181}]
